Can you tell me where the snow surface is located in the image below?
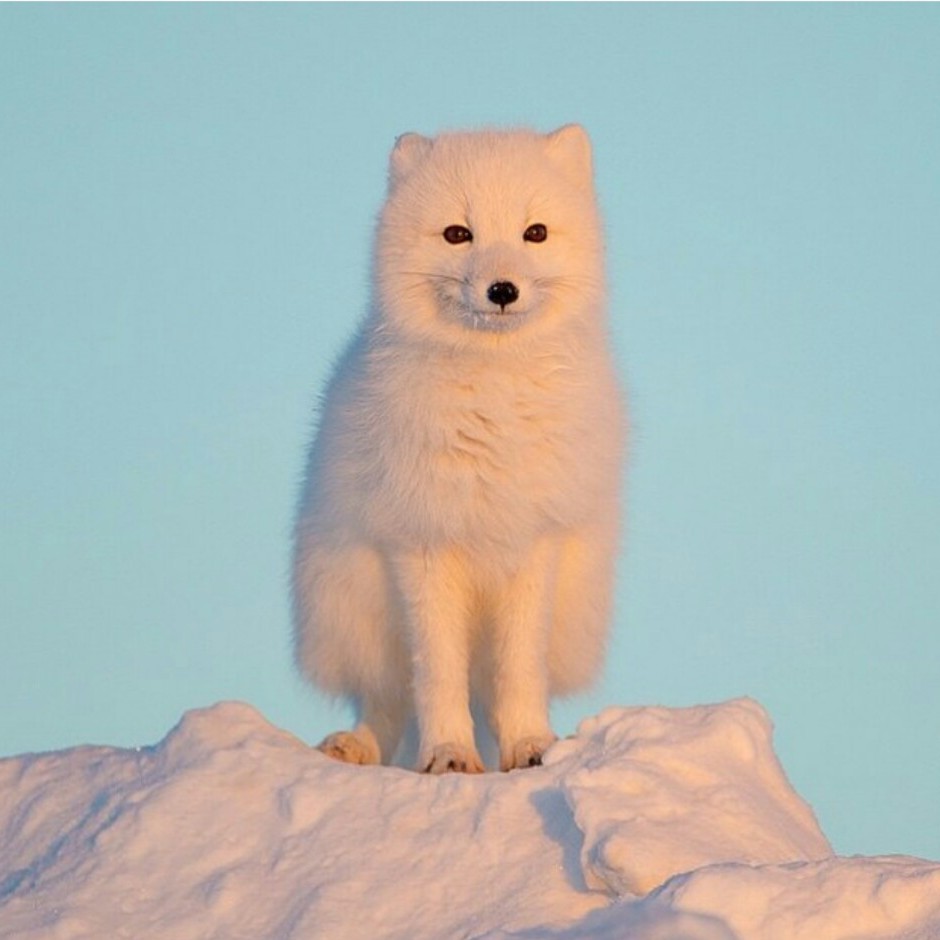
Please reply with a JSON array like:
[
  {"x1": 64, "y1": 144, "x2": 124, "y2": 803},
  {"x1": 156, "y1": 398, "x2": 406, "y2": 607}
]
[{"x1": 1, "y1": 698, "x2": 938, "y2": 940}]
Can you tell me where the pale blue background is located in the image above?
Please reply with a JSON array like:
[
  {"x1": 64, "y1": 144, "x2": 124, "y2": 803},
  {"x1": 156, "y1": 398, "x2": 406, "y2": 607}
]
[{"x1": 2, "y1": 5, "x2": 938, "y2": 860}]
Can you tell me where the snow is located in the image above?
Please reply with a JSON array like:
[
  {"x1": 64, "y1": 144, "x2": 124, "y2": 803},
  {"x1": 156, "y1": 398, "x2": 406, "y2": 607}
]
[{"x1": 1, "y1": 699, "x2": 937, "y2": 940}]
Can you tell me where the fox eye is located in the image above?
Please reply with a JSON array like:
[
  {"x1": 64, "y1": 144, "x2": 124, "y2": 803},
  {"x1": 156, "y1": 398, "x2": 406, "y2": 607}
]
[
  {"x1": 523, "y1": 223, "x2": 547, "y2": 243},
  {"x1": 443, "y1": 225, "x2": 473, "y2": 245}
]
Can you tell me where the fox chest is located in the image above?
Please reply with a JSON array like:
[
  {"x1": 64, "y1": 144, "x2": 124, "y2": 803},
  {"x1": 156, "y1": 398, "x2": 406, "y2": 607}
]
[{"x1": 369, "y1": 375, "x2": 603, "y2": 542}]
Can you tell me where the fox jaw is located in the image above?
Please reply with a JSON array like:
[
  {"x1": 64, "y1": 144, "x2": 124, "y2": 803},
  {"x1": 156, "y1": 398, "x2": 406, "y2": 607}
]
[{"x1": 374, "y1": 124, "x2": 605, "y2": 344}]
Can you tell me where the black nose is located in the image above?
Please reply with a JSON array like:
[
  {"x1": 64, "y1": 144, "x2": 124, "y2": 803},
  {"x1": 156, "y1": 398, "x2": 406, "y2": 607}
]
[{"x1": 487, "y1": 281, "x2": 519, "y2": 309}]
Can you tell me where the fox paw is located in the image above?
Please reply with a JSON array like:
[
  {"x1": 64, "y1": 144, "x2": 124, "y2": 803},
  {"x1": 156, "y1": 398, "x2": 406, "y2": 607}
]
[
  {"x1": 500, "y1": 734, "x2": 557, "y2": 772},
  {"x1": 318, "y1": 730, "x2": 380, "y2": 766},
  {"x1": 420, "y1": 743, "x2": 485, "y2": 775}
]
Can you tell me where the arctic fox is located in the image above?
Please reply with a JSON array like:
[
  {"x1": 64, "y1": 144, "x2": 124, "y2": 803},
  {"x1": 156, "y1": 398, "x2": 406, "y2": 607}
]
[{"x1": 293, "y1": 125, "x2": 624, "y2": 773}]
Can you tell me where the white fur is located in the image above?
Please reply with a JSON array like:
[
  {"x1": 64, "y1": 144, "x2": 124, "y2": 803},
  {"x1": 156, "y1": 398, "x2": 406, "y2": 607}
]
[{"x1": 293, "y1": 125, "x2": 625, "y2": 773}]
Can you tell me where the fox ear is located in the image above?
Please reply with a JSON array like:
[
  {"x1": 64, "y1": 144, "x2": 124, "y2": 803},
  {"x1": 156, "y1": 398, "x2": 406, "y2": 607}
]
[
  {"x1": 545, "y1": 124, "x2": 593, "y2": 186},
  {"x1": 389, "y1": 132, "x2": 433, "y2": 188}
]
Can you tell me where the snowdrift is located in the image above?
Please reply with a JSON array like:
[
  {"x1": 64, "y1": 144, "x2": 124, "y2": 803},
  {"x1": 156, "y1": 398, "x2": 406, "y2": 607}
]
[{"x1": 1, "y1": 699, "x2": 938, "y2": 940}]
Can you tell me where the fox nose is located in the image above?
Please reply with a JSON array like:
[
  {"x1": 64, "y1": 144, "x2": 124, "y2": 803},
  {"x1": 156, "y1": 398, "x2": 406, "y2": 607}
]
[{"x1": 487, "y1": 281, "x2": 519, "y2": 309}]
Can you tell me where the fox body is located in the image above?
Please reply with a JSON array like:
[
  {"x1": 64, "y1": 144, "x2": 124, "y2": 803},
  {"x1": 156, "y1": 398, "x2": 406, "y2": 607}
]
[{"x1": 292, "y1": 125, "x2": 624, "y2": 772}]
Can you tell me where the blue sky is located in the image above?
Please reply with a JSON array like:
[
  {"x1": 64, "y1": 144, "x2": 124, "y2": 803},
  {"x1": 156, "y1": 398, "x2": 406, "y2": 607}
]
[{"x1": 2, "y1": 5, "x2": 938, "y2": 860}]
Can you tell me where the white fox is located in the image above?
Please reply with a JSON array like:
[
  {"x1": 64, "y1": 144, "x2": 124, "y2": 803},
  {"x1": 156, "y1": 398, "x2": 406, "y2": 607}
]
[{"x1": 292, "y1": 125, "x2": 625, "y2": 773}]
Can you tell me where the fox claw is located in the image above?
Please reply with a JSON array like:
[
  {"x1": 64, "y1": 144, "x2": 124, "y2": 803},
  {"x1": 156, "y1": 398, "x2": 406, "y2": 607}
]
[{"x1": 420, "y1": 743, "x2": 485, "y2": 774}]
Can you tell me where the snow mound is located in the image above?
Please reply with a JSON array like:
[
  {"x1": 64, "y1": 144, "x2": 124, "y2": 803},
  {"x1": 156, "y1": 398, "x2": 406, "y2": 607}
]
[
  {"x1": 550, "y1": 699, "x2": 830, "y2": 895},
  {"x1": 1, "y1": 699, "x2": 937, "y2": 940}
]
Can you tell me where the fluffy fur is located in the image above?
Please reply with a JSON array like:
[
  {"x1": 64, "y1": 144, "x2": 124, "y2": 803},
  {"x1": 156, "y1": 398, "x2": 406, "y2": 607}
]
[{"x1": 292, "y1": 125, "x2": 625, "y2": 773}]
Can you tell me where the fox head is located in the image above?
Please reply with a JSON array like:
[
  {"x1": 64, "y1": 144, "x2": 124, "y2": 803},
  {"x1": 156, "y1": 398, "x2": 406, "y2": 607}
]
[{"x1": 373, "y1": 125, "x2": 607, "y2": 347}]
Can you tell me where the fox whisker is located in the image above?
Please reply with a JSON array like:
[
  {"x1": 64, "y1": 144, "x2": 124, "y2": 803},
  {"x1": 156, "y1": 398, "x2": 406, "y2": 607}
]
[{"x1": 399, "y1": 271, "x2": 470, "y2": 286}]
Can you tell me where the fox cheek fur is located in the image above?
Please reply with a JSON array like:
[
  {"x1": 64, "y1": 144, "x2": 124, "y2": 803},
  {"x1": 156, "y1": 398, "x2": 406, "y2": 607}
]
[{"x1": 292, "y1": 124, "x2": 626, "y2": 773}]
